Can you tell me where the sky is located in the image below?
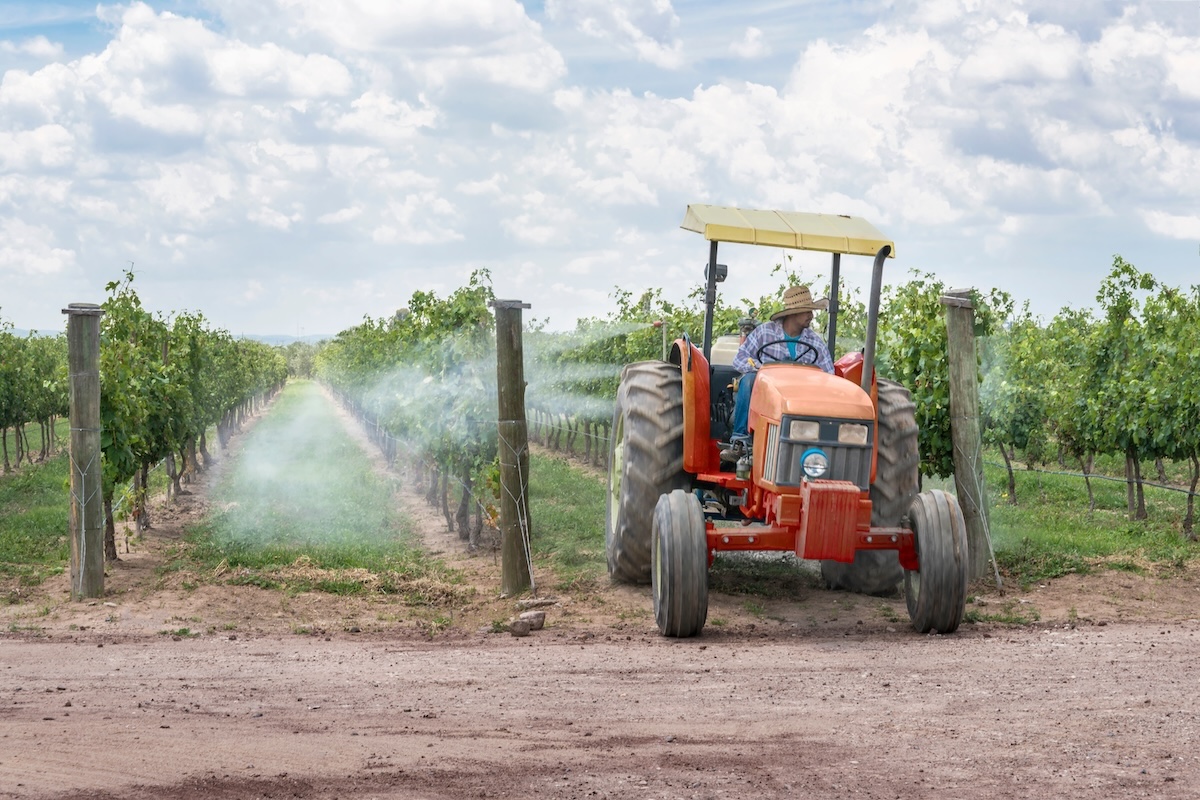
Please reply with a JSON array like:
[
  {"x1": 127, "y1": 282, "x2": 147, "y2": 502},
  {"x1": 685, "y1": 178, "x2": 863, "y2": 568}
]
[{"x1": 1, "y1": 0, "x2": 1198, "y2": 338}]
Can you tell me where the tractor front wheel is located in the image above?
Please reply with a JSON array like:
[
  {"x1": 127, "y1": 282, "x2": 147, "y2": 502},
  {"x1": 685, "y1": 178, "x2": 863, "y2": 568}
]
[
  {"x1": 606, "y1": 361, "x2": 688, "y2": 584},
  {"x1": 904, "y1": 489, "x2": 969, "y2": 634},
  {"x1": 821, "y1": 378, "x2": 919, "y2": 595},
  {"x1": 652, "y1": 489, "x2": 709, "y2": 637}
]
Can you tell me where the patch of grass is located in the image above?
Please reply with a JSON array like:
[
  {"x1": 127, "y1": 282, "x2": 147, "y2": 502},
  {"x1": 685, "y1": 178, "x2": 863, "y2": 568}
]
[
  {"x1": 179, "y1": 382, "x2": 465, "y2": 605},
  {"x1": 159, "y1": 627, "x2": 198, "y2": 638},
  {"x1": 981, "y1": 458, "x2": 1200, "y2": 587},
  {"x1": 963, "y1": 601, "x2": 1040, "y2": 626},
  {"x1": 877, "y1": 602, "x2": 901, "y2": 623},
  {"x1": 528, "y1": 452, "x2": 607, "y2": 589},
  {"x1": 225, "y1": 572, "x2": 282, "y2": 590},
  {"x1": 0, "y1": 451, "x2": 71, "y2": 583},
  {"x1": 313, "y1": 578, "x2": 368, "y2": 596}
]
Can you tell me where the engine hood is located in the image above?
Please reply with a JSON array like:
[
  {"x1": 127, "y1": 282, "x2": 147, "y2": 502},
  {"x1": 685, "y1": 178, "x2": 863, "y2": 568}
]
[{"x1": 751, "y1": 364, "x2": 875, "y2": 422}]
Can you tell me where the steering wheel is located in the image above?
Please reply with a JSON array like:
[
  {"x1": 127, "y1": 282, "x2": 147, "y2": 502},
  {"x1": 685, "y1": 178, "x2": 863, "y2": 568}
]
[{"x1": 754, "y1": 338, "x2": 820, "y2": 366}]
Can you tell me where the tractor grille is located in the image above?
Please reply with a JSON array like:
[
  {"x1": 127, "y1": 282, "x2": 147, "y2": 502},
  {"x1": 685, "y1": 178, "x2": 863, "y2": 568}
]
[{"x1": 769, "y1": 417, "x2": 873, "y2": 490}]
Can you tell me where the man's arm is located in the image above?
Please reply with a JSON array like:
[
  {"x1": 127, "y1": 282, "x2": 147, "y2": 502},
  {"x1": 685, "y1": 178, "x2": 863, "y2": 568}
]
[
  {"x1": 804, "y1": 328, "x2": 835, "y2": 373},
  {"x1": 733, "y1": 325, "x2": 768, "y2": 373}
]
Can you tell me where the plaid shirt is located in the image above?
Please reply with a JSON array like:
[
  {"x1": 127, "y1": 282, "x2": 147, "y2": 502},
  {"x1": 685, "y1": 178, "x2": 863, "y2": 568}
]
[{"x1": 733, "y1": 320, "x2": 833, "y2": 374}]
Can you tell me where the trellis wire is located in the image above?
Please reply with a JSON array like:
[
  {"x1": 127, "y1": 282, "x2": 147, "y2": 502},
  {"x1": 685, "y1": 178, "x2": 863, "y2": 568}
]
[{"x1": 985, "y1": 461, "x2": 1200, "y2": 499}]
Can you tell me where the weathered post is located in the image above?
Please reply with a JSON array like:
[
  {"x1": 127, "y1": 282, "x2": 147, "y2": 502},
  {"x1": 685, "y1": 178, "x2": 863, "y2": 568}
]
[
  {"x1": 62, "y1": 302, "x2": 105, "y2": 600},
  {"x1": 939, "y1": 289, "x2": 993, "y2": 581},
  {"x1": 490, "y1": 299, "x2": 533, "y2": 596}
]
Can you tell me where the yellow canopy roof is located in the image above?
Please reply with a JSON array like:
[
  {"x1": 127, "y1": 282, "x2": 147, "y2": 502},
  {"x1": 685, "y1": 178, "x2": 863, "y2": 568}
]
[{"x1": 680, "y1": 204, "x2": 895, "y2": 258}]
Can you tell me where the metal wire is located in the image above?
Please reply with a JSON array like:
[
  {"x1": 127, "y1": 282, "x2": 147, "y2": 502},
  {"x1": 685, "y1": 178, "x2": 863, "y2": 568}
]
[
  {"x1": 955, "y1": 442, "x2": 1003, "y2": 592},
  {"x1": 984, "y1": 460, "x2": 1200, "y2": 498},
  {"x1": 67, "y1": 450, "x2": 100, "y2": 597},
  {"x1": 498, "y1": 419, "x2": 536, "y2": 595}
]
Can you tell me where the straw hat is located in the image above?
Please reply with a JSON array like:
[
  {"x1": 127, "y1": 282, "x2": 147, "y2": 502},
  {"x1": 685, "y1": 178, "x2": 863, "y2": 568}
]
[{"x1": 769, "y1": 285, "x2": 828, "y2": 321}]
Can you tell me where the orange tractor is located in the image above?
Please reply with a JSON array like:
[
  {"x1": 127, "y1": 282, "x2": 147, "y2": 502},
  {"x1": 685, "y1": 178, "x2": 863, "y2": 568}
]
[{"x1": 606, "y1": 204, "x2": 968, "y2": 637}]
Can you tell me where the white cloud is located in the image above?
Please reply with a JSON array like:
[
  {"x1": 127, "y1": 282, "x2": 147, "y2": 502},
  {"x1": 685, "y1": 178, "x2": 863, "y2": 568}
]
[
  {"x1": 215, "y1": 0, "x2": 566, "y2": 92},
  {"x1": 958, "y1": 17, "x2": 1082, "y2": 84},
  {"x1": 0, "y1": 35, "x2": 64, "y2": 60},
  {"x1": 371, "y1": 193, "x2": 463, "y2": 245},
  {"x1": 547, "y1": 0, "x2": 684, "y2": 69},
  {"x1": 501, "y1": 191, "x2": 577, "y2": 245},
  {"x1": 1141, "y1": 210, "x2": 1200, "y2": 240},
  {"x1": 248, "y1": 206, "x2": 295, "y2": 231},
  {"x1": 329, "y1": 91, "x2": 440, "y2": 144},
  {"x1": 0, "y1": 125, "x2": 74, "y2": 170},
  {"x1": 317, "y1": 206, "x2": 363, "y2": 224},
  {"x1": 3, "y1": 0, "x2": 1200, "y2": 336},
  {"x1": 139, "y1": 164, "x2": 236, "y2": 224},
  {"x1": 208, "y1": 42, "x2": 353, "y2": 98},
  {"x1": 561, "y1": 250, "x2": 620, "y2": 276},
  {"x1": 729, "y1": 27, "x2": 769, "y2": 59},
  {"x1": 457, "y1": 175, "x2": 504, "y2": 196},
  {"x1": 0, "y1": 219, "x2": 75, "y2": 276}
]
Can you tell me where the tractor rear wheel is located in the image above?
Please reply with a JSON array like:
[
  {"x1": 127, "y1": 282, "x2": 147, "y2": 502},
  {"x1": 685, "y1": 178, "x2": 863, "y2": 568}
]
[
  {"x1": 904, "y1": 489, "x2": 969, "y2": 633},
  {"x1": 652, "y1": 489, "x2": 709, "y2": 637},
  {"x1": 821, "y1": 378, "x2": 919, "y2": 595},
  {"x1": 606, "y1": 361, "x2": 688, "y2": 584}
]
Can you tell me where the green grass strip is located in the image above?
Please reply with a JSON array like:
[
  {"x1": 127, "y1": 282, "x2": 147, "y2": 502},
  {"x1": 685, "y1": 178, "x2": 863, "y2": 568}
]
[
  {"x1": 183, "y1": 381, "x2": 463, "y2": 599},
  {"x1": 0, "y1": 452, "x2": 70, "y2": 586},
  {"x1": 528, "y1": 451, "x2": 608, "y2": 591}
]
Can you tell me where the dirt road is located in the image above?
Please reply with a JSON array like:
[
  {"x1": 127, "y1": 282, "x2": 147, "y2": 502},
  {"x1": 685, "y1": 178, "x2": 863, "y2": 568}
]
[
  {"x1": 3, "y1": 622, "x2": 1198, "y2": 799},
  {"x1": 4, "y1": 385, "x2": 1199, "y2": 798}
]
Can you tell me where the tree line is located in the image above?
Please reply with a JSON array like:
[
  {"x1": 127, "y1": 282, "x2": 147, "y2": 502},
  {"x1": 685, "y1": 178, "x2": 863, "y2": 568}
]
[{"x1": 1, "y1": 272, "x2": 289, "y2": 558}]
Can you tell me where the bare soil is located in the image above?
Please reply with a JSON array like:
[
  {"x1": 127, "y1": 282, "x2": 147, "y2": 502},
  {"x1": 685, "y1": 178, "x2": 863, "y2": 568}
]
[{"x1": 3, "y1": 398, "x2": 1199, "y2": 799}]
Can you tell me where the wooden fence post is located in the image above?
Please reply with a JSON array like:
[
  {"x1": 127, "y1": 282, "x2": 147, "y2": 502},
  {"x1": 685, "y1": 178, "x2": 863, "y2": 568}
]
[
  {"x1": 491, "y1": 299, "x2": 533, "y2": 596},
  {"x1": 939, "y1": 289, "x2": 992, "y2": 581},
  {"x1": 62, "y1": 302, "x2": 105, "y2": 600}
]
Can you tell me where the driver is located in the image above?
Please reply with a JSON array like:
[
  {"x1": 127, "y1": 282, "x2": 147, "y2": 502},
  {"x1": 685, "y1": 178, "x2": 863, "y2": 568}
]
[{"x1": 726, "y1": 285, "x2": 833, "y2": 455}]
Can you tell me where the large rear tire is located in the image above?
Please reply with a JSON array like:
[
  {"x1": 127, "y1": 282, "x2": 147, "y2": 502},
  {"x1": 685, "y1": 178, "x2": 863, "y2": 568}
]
[
  {"x1": 821, "y1": 379, "x2": 919, "y2": 595},
  {"x1": 905, "y1": 489, "x2": 969, "y2": 633},
  {"x1": 652, "y1": 489, "x2": 709, "y2": 637},
  {"x1": 606, "y1": 361, "x2": 688, "y2": 584}
]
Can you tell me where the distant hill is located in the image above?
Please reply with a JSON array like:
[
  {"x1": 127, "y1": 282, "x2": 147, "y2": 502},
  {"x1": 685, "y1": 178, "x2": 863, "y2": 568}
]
[
  {"x1": 241, "y1": 333, "x2": 333, "y2": 347},
  {"x1": 8, "y1": 328, "x2": 332, "y2": 346}
]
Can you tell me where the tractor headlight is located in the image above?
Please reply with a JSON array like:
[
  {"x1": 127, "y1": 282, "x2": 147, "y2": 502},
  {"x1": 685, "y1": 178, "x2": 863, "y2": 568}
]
[
  {"x1": 837, "y1": 423, "x2": 869, "y2": 445},
  {"x1": 800, "y1": 448, "x2": 828, "y2": 479},
  {"x1": 789, "y1": 420, "x2": 821, "y2": 441}
]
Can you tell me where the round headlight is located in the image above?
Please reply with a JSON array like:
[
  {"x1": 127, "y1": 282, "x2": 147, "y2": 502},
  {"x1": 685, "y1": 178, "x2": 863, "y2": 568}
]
[{"x1": 801, "y1": 448, "x2": 828, "y2": 479}]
